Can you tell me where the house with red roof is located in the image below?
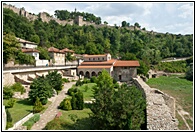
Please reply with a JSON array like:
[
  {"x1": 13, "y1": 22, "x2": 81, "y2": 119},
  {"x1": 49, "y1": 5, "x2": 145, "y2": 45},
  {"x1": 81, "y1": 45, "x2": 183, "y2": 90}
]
[{"x1": 77, "y1": 53, "x2": 140, "y2": 81}]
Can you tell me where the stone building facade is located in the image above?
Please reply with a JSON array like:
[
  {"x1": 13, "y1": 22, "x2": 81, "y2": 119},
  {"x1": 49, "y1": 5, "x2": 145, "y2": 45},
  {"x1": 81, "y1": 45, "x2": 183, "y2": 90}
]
[{"x1": 78, "y1": 53, "x2": 140, "y2": 81}]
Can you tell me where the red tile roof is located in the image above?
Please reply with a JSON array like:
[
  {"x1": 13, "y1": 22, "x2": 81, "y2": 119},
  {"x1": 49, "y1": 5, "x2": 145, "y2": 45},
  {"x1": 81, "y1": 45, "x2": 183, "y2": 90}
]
[
  {"x1": 48, "y1": 47, "x2": 63, "y2": 53},
  {"x1": 81, "y1": 59, "x2": 116, "y2": 65},
  {"x1": 78, "y1": 65, "x2": 112, "y2": 69},
  {"x1": 61, "y1": 48, "x2": 75, "y2": 53},
  {"x1": 114, "y1": 60, "x2": 140, "y2": 67},
  {"x1": 22, "y1": 48, "x2": 39, "y2": 53}
]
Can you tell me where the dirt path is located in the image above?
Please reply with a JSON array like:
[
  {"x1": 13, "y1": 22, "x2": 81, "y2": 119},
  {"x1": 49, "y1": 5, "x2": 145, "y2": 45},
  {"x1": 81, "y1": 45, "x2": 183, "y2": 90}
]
[{"x1": 31, "y1": 82, "x2": 75, "y2": 130}]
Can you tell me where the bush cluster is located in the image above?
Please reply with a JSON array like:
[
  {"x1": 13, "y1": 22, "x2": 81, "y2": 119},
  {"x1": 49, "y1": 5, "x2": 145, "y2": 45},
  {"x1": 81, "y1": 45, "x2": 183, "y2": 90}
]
[
  {"x1": 155, "y1": 61, "x2": 187, "y2": 73},
  {"x1": 22, "y1": 113, "x2": 40, "y2": 130},
  {"x1": 59, "y1": 98, "x2": 72, "y2": 111},
  {"x1": 61, "y1": 88, "x2": 84, "y2": 110},
  {"x1": 3, "y1": 82, "x2": 26, "y2": 99},
  {"x1": 6, "y1": 98, "x2": 16, "y2": 108},
  {"x1": 62, "y1": 78, "x2": 70, "y2": 83}
]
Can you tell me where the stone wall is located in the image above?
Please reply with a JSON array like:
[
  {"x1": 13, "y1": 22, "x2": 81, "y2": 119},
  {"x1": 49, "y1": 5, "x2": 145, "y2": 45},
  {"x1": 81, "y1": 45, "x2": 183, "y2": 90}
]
[
  {"x1": 3, "y1": 72, "x2": 15, "y2": 86},
  {"x1": 113, "y1": 67, "x2": 137, "y2": 82},
  {"x1": 2, "y1": 105, "x2": 6, "y2": 131},
  {"x1": 133, "y1": 77, "x2": 178, "y2": 130}
]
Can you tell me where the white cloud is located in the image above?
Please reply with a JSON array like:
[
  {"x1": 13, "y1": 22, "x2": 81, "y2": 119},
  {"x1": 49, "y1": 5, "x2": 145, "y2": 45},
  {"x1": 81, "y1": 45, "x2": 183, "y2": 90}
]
[{"x1": 178, "y1": 3, "x2": 193, "y2": 18}]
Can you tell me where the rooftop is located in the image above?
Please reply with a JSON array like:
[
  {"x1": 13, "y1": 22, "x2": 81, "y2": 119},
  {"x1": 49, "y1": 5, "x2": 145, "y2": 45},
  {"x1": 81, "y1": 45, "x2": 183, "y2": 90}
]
[
  {"x1": 61, "y1": 48, "x2": 75, "y2": 53},
  {"x1": 48, "y1": 47, "x2": 63, "y2": 53},
  {"x1": 78, "y1": 65, "x2": 112, "y2": 69},
  {"x1": 114, "y1": 60, "x2": 140, "y2": 67},
  {"x1": 22, "y1": 48, "x2": 39, "y2": 53},
  {"x1": 81, "y1": 59, "x2": 116, "y2": 65},
  {"x1": 16, "y1": 37, "x2": 37, "y2": 45}
]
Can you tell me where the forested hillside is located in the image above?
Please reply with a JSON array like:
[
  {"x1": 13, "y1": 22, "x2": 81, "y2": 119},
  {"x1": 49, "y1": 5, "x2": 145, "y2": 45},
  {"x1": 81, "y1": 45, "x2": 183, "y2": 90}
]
[{"x1": 3, "y1": 8, "x2": 193, "y2": 70}]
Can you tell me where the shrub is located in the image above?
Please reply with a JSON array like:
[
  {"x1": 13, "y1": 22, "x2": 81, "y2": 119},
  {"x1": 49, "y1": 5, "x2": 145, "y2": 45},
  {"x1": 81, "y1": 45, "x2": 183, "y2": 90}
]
[
  {"x1": 41, "y1": 98, "x2": 48, "y2": 105},
  {"x1": 33, "y1": 97, "x2": 44, "y2": 113},
  {"x1": 84, "y1": 85, "x2": 89, "y2": 92},
  {"x1": 30, "y1": 113, "x2": 40, "y2": 123},
  {"x1": 23, "y1": 120, "x2": 34, "y2": 130},
  {"x1": 62, "y1": 78, "x2": 70, "y2": 83},
  {"x1": 71, "y1": 94, "x2": 77, "y2": 110},
  {"x1": 11, "y1": 82, "x2": 26, "y2": 94},
  {"x1": 3, "y1": 86, "x2": 13, "y2": 99},
  {"x1": 67, "y1": 87, "x2": 78, "y2": 96},
  {"x1": 83, "y1": 78, "x2": 90, "y2": 84},
  {"x1": 76, "y1": 79, "x2": 82, "y2": 86},
  {"x1": 59, "y1": 98, "x2": 72, "y2": 111},
  {"x1": 75, "y1": 91, "x2": 84, "y2": 110},
  {"x1": 6, "y1": 98, "x2": 16, "y2": 108},
  {"x1": 22, "y1": 114, "x2": 40, "y2": 130},
  {"x1": 90, "y1": 76, "x2": 97, "y2": 83},
  {"x1": 6, "y1": 109, "x2": 13, "y2": 129}
]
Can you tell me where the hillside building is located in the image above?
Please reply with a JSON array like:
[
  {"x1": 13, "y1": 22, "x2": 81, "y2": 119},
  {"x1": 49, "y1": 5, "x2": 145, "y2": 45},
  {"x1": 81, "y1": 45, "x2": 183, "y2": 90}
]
[{"x1": 77, "y1": 53, "x2": 140, "y2": 81}]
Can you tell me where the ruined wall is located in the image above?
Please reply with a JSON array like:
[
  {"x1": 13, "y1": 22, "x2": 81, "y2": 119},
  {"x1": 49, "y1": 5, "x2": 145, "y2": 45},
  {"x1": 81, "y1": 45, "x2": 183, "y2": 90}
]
[
  {"x1": 133, "y1": 77, "x2": 178, "y2": 130},
  {"x1": 3, "y1": 4, "x2": 158, "y2": 34},
  {"x1": 3, "y1": 72, "x2": 15, "y2": 86}
]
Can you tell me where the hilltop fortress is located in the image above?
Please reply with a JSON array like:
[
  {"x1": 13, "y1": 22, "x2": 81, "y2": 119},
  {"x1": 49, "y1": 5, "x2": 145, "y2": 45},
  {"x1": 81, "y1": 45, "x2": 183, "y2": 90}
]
[{"x1": 3, "y1": 3, "x2": 158, "y2": 34}]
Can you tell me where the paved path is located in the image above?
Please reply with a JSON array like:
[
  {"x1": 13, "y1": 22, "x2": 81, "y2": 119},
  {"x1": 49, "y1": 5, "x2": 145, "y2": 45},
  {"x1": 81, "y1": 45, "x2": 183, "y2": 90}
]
[{"x1": 31, "y1": 82, "x2": 76, "y2": 130}]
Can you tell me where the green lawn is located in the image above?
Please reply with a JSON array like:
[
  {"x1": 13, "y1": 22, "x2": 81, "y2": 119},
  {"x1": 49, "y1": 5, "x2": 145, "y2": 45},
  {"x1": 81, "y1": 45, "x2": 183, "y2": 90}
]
[
  {"x1": 77, "y1": 83, "x2": 96, "y2": 101},
  {"x1": 44, "y1": 108, "x2": 93, "y2": 130},
  {"x1": 3, "y1": 99, "x2": 52, "y2": 124},
  {"x1": 3, "y1": 99, "x2": 33, "y2": 124},
  {"x1": 146, "y1": 74, "x2": 193, "y2": 129}
]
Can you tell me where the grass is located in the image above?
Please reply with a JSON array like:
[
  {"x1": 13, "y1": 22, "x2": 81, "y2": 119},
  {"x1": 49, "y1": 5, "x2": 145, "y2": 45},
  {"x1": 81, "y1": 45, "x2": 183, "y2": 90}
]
[
  {"x1": 77, "y1": 83, "x2": 96, "y2": 101},
  {"x1": 3, "y1": 99, "x2": 33, "y2": 124},
  {"x1": 44, "y1": 108, "x2": 93, "y2": 130},
  {"x1": 146, "y1": 74, "x2": 193, "y2": 130},
  {"x1": 3, "y1": 99, "x2": 52, "y2": 124}
]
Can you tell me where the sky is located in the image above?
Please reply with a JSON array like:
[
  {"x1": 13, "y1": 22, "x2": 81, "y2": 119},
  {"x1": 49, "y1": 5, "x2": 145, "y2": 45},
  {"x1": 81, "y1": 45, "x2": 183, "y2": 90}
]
[{"x1": 4, "y1": 2, "x2": 194, "y2": 35}]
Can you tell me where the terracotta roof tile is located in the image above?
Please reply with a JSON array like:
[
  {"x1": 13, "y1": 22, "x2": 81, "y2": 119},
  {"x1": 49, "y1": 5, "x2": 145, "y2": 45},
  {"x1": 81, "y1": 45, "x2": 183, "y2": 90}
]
[
  {"x1": 78, "y1": 65, "x2": 112, "y2": 69},
  {"x1": 81, "y1": 59, "x2": 116, "y2": 65},
  {"x1": 114, "y1": 60, "x2": 140, "y2": 67},
  {"x1": 61, "y1": 48, "x2": 75, "y2": 53},
  {"x1": 22, "y1": 48, "x2": 39, "y2": 53},
  {"x1": 48, "y1": 47, "x2": 63, "y2": 53}
]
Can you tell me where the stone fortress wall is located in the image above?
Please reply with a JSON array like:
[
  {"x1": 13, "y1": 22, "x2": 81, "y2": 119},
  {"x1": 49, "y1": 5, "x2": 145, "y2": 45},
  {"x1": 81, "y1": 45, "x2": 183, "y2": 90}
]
[
  {"x1": 3, "y1": 3, "x2": 158, "y2": 34},
  {"x1": 133, "y1": 76, "x2": 178, "y2": 130}
]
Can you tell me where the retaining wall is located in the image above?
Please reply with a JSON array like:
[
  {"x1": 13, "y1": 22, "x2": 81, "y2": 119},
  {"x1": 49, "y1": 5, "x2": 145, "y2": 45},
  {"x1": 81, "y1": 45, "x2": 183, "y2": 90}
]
[{"x1": 133, "y1": 77, "x2": 178, "y2": 130}]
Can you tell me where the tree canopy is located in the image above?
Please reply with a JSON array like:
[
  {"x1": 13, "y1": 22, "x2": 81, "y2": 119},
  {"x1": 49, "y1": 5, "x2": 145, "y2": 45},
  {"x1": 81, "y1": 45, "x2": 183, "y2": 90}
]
[
  {"x1": 90, "y1": 70, "x2": 146, "y2": 130},
  {"x1": 3, "y1": 7, "x2": 193, "y2": 70}
]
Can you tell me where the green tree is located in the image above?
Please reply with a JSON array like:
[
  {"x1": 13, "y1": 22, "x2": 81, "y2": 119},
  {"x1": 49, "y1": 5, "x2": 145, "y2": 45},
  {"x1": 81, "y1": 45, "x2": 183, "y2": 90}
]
[
  {"x1": 46, "y1": 70, "x2": 63, "y2": 92},
  {"x1": 6, "y1": 109, "x2": 13, "y2": 129},
  {"x1": 30, "y1": 34, "x2": 40, "y2": 44},
  {"x1": 90, "y1": 70, "x2": 146, "y2": 130},
  {"x1": 90, "y1": 70, "x2": 115, "y2": 129},
  {"x1": 33, "y1": 97, "x2": 44, "y2": 113},
  {"x1": 186, "y1": 63, "x2": 193, "y2": 81},
  {"x1": 29, "y1": 76, "x2": 54, "y2": 105},
  {"x1": 122, "y1": 21, "x2": 127, "y2": 27},
  {"x1": 3, "y1": 33, "x2": 20, "y2": 63},
  {"x1": 134, "y1": 22, "x2": 141, "y2": 28},
  {"x1": 112, "y1": 84, "x2": 146, "y2": 129}
]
